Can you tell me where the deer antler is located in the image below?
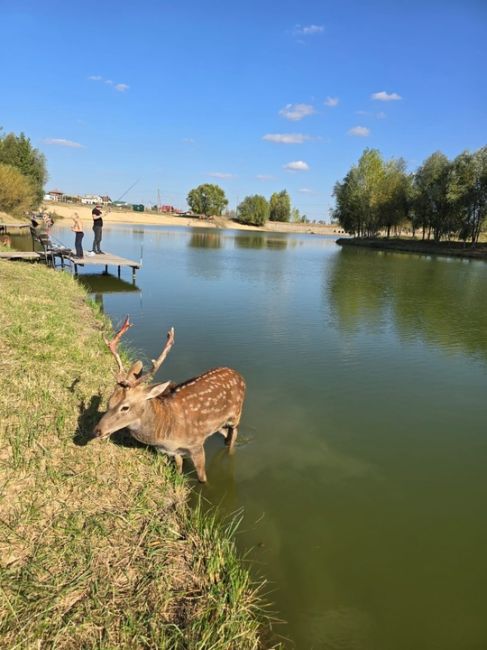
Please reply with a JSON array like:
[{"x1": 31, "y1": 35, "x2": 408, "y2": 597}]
[
  {"x1": 104, "y1": 315, "x2": 132, "y2": 379},
  {"x1": 133, "y1": 327, "x2": 175, "y2": 386}
]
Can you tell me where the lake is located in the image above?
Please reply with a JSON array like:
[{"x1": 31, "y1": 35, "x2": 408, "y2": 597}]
[{"x1": 25, "y1": 223, "x2": 487, "y2": 648}]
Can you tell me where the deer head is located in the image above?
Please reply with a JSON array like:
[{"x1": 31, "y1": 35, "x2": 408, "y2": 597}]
[{"x1": 93, "y1": 317, "x2": 174, "y2": 439}]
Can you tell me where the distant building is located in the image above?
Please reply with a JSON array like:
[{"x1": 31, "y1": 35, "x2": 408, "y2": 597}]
[
  {"x1": 44, "y1": 189, "x2": 64, "y2": 202},
  {"x1": 100, "y1": 195, "x2": 112, "y2": 205},
  {"x1": 81, "y1": 194, "x2": 103, "y2": 205},
  {"x1": 159, "y1": 205, "x2": 183, "y2": 214}
]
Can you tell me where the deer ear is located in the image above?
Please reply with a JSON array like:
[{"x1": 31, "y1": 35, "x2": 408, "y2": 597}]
[
  {"x1": 144, "y1": 381, "x2": 172, "y2": 400},
  {"x1": 127, "y1": 360, "x2": 144, "y2": 381}
]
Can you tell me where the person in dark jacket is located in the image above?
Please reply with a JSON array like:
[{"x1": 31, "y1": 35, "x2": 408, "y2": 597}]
[{"x1": 91, "y1": 205, "x2": 104, "y2": 254}]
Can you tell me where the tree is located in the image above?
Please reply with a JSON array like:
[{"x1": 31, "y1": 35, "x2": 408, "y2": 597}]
[
  {"x1": 413, "y1": 152, "x2": 453, "y2": 241},
  {"x1": 333, "y1": 149, "x2": 386, "y2": 237},
  {"x1": 237, "y1": 195, "x2": 269, "y2": 226},
  {"x1": 448, "y1": 147, "x2": 487, "y2": 245},
  {"x1": 186, "y1": 184, "x2": 228, "y2": 217},
  {"x1": 291, "y1": 207, "x2": 301, "y2": 223},
  {"x1": 0, "y1": 131, "x2": 47, "y2": 206},
  {"x1": 378, "y1": 159, "x2": 411, "y2": 238},
  {"x1": 0, "y1": 163, "x2": 37, "y2": 216},
  {"x1": 269, "y1": 190, "x2": 291, "y2": 222}
]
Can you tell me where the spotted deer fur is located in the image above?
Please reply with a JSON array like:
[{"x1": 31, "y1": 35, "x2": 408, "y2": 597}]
[{"x1": 94, "y1": 319, "x2": 246, "y2": 482}]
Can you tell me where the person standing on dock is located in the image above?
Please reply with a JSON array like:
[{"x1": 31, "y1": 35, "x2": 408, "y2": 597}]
[
  {"x1": 91, "y1": 205, "x2": 104, "y2": 254},
  {"x1": 71, "y1": 212, "x2": 84, "y2": 258}
]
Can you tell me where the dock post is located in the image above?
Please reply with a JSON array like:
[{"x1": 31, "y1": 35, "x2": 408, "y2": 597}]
[
  {"x1": 74, "y1": 264, "x2": 78, "y2": 276},
  {"x1": 132, "y1": 267, "x2": 136, "y2": 282},
  {"x1": 118, "y1": 265, "x2": 121, "y2": 278},
  {"x1": 104, "y1": 265, "x2": 108, "y2": 274}
]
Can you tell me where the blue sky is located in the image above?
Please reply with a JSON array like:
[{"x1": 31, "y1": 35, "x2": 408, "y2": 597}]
[{"x1": 1, "y1": 0, "x2": 486, "y2": 220}]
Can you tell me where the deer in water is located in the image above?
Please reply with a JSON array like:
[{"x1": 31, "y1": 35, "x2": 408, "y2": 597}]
[{"x1": 93, "y1": 318, "x2": 246, "y2": 482}]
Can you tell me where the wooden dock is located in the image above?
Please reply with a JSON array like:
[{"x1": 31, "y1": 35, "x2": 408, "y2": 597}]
[
  {"x1": 0, "y1": 222, "x2": 30, "y2": 233},
  {"x1": 67, "y1": 252, "x2": 141, "y2": 279}
]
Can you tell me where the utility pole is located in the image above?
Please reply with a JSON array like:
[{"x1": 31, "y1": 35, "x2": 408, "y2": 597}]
[{"x1": 157, "y1": 188, "x2": 161, "y2": 211}]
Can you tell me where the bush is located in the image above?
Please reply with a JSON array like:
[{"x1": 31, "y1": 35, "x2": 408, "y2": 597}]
[
  {"x1": 187, "y1": 184, "x2": 228, "y2": 217},
  {"x1": 237, "y1": 195, "x2": 269, "y2": 226},
  {"x1": 0, "y1": 131, "x2": 47, "y2": 206},
  {"x1": 0, "y1": 163, "x2": 36, "y2": 216},
  {"x1": 269, "y1": 190, "x2": 291, "y2": 222}
]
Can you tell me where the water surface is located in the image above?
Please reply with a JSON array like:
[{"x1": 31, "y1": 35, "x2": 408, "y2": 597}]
[{"x1": 48, "y1": 224, "x2": 487, "y2": 648}]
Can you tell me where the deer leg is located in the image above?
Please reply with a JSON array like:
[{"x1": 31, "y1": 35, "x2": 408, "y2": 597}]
[
  {"x1": 217, "y1": 426, "x2": 229, "y2": 440},
  {"x1": 174, "y1": 453, "x2": 183, "y2": 474},
  {"x1": 191, "y1": 446, "x2": 207, "y2": 483},
  {"x1": 226, "y1": 426, "x2": 238, "y2": 453}
]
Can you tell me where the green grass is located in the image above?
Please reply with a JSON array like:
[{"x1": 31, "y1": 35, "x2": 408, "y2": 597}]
[{"x1": 0, "y1": 261, "x2": 277, "y2": 649}]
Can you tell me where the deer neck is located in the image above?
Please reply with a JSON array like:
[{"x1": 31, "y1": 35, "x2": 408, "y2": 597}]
[{"x1": 128, "y1": 395, "x2": 174, "y2": 444}]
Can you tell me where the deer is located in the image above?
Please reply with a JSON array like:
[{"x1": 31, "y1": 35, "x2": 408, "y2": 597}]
[{"x1": 93, "y1": 317, "x2": 246, "y2": 482}]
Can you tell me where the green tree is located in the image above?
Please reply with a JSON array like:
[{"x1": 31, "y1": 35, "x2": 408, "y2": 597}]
[
  {"x1": 237, "y1": 195, "x2": 269, "y2": 226},
  {"x1": 448, "y1": 147, "x2": 487, "y2": 245},
  {"x1": 0, "y1": 163, "x2": 37, "y2": 216},
  {"x1": 291, "y1": 207, "x2": 301, "y2": 223},
  {"x1": 333, "y1": 149, "x2": 386, "y2": 237},
  {"x1": 0, "y1": 131, "x2": 47, "y2": 206},
  {"x1": 413, "y1": 152, "x2": 453, "y2": 241},
  {"x1": 269, "y1": 190, "x2": 291, "y2": 222},
  {"x1": 378, "y1": 159, "x2": 411, "y2": 238},
  {"x1": 186, "y1": 183, "x2": 228, "y2": 217}
]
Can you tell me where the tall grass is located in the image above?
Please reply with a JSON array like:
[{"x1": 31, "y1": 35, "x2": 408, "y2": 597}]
[{"x1": 0, "y1": 261, "x2": 276, "y2": 649}]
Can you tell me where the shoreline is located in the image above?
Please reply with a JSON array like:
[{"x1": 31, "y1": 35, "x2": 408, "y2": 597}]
[
  {"x1": 337, "y1": 237, "x2": 487, "y2": 261},
  {"x1": 0, "y1": 260, "x2": 272, "y2": 648},
  {"x1": 42, "y1": 203, "x2": 342, "y2": 236}
]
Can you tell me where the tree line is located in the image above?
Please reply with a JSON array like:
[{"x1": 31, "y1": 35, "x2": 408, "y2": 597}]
[
  {"x1": 0, "y1": 129, "x2": 47, "y2": 216},
  {"x1": 333, "y1": 146, "x2": 487, "y2": 244},
  {"x1": 187, "y1": 185, "x2": 308, "y2": 226}
]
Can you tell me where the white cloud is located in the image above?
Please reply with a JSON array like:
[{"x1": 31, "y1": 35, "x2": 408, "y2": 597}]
[
  {"x1": 209, "y1": 172, "x2": 235, "y2": 179},
  {"x1": 284, "y1": 160, "x2": 310, "y2": 171},
  {"x1": 263, "y1": 133, "x2": 312, "y2": 144},
  {"x1": 43, "y1": 138, "x2": 84, "y2": 148},
  {"x1": 279, "y1": 103, "x2": 315, "y2": 121},
  {"x1": 182, "y1": 137, "x2": 195, "y2": 144},
  {"x1": 324, "y1": 96, "x2": 339, "y2": 107},
  {"x1": 348, "y1": 126, "x2": 370, "y2": 137},
  {"x1": 88, "y1": 75, "x2": 129, "y2": 92},
  {"x1": 256, "y1": 174, "x2": 274, "y2": 181},
  {"x1": 376, "y1": 111, "x2": 386, "y2": 119},
  {"x1": 371, "y1": 90, "x2": 402, "y2": 101},
  {"x1": 294, "y1": 24, "x2": 324, "y2": 36},
  {"x1": 298, "y1": 187, "x2": 314, "y2": 193}
]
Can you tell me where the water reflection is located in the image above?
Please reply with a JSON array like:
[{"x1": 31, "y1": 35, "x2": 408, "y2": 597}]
[
  {"x1": 327, "y1": 247, "x2": 487, "y2": 361},
  {"x1": 77, "y1": 274, "x2": 141, "y2": 313},
  {"x1": 234, "y1": 233, "x2": 266, "y2": 249},
  {"x1": 77, "y1": 274, "x2": 140, "y2": 294},
  {"x1": 189, "y1": 231, "x2": 222, "y2": 249},
  {"x1": 233, "y1": 233, "x2": 289, "y2": 250}
]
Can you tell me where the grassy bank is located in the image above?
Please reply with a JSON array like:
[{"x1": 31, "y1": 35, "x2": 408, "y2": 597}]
[
  {"x1": 336, "y1": 237, "x2": 487, "y2": 261},
  {"x1": 0, "y1": 261, "x2": 274, "y2": 648}
]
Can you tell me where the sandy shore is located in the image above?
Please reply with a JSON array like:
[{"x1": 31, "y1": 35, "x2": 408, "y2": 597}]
[{"x1": 43, "y1": 203, "x2": 342, "y2": 236}]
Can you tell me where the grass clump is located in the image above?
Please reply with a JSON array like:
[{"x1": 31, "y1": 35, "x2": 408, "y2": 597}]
[{"x1": 0, "y1": 261, "x2": 274, "y2": 649}]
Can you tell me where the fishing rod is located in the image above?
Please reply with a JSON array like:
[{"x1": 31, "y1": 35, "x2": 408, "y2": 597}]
[{"x1": 113, "y1": 178, "x2": 141, "y2": 204}]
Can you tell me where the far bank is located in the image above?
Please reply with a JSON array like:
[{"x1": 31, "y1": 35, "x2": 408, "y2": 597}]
[
  {"x1": 42, "y1": 203, "x2": 342, "y2": 236},
  {"x1": 337, "y1": 237, "x2": 487, "y2": 261}
]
